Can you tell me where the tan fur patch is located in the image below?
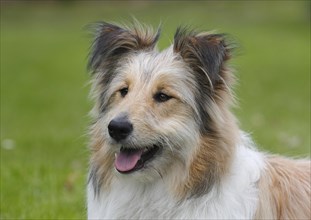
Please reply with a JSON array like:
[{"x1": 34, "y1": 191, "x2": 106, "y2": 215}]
[
  {"x1": 89, "y1": 121, "x2": 114, "y2": 192},
  {"x1": 255, "y1": 156, "x2": 311, "y2": 219},
  {"x1": 175, "y1": 107, "x2": 239, "y2": 199}
]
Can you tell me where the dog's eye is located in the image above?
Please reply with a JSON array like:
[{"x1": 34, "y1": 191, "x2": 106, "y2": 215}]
[
  {"x1": 119, "y1": 88, "x2": 128, "y2": 97},
  {"x1": 154, "y1": 92, "x2": 172, "y2": 103}
]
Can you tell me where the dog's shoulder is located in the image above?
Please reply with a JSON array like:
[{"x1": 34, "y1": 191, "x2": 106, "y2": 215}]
[{"x1": 256, "y1": 155, "x2": 311, "y2": 219}]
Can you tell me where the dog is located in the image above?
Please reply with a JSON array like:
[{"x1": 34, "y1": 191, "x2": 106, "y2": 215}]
[{"x1": 86, "y1": 21, "x2": 310, "y2": 219}]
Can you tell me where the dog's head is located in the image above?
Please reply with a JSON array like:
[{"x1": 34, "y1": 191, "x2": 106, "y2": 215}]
[{"x1": 88, "y1": 22, "x2": 236, "y2": 197}]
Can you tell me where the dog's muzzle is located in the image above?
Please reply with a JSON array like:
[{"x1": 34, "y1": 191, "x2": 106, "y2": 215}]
[{"x1": 108, "y1": 116, "x2": 162, "y2": 174}]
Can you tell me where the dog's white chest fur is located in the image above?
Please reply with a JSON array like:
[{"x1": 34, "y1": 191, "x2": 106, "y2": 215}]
[{"x1": 87, "y1": 142, "x2": 265, "y2": 219}]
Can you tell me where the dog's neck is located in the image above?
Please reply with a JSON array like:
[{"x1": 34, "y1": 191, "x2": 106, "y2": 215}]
[{"x1": 172, "y1": 110, "x2": 239, "y2": 200}]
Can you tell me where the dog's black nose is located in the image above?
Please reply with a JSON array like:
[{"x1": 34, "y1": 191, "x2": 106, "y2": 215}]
[{"x1": 108, "y1": 117, "x2": 133, "y2": 141}]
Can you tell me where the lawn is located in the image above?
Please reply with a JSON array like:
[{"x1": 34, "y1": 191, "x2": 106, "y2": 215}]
[{"x1": 1, "y1": 1, "x2": 310, "y2": 219}]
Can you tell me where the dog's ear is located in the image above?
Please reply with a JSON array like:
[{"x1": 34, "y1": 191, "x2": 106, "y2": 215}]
[
  {"x1": 88, "y1": 22, "x2": 160, "y2": 72},
  {"x1": 174, "y1": 27, "x2": 235, "y2": 135},
  {"x1": 173, "y1": 27, "x2": 233, "y2": 91}
]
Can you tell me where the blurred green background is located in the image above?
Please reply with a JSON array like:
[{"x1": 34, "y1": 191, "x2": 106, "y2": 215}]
[{"x1": 1, "y1": 1, "x2": 310, "y2": 219}]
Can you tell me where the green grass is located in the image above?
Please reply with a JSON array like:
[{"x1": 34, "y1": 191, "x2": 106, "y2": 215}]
[{"x1": 1, "y1": 1, "x2": 310, "y2": 219}]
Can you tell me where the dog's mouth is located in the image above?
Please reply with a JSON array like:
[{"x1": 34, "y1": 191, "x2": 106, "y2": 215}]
[{"x1": 114, "y1": 145, "x2": 161, "y2": 174}]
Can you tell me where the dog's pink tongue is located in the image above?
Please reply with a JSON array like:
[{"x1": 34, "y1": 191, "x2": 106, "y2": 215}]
[{"x1": 115, "y1": 149, "x2": 143, "y2": 172}]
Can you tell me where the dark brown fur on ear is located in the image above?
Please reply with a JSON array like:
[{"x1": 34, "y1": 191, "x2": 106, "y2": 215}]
[
  {"x1": 88, "y1": 22, "x2": 161, "y2": 72},
  {"x1": 173, "y1": 27, "x2": 234, "y2": 92}
]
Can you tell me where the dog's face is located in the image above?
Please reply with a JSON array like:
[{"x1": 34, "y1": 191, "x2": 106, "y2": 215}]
[
  {"x1": 92, "y1": 50, "x2": 200, "y2": 181},
  {"x1": 88, "y1": 22, "x2": 234, "y2": 192}
]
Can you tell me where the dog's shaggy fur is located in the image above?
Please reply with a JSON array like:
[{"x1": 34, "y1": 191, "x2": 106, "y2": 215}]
[{"x1": 86, "y1": 22, "x2": 311, "y2": 219}]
